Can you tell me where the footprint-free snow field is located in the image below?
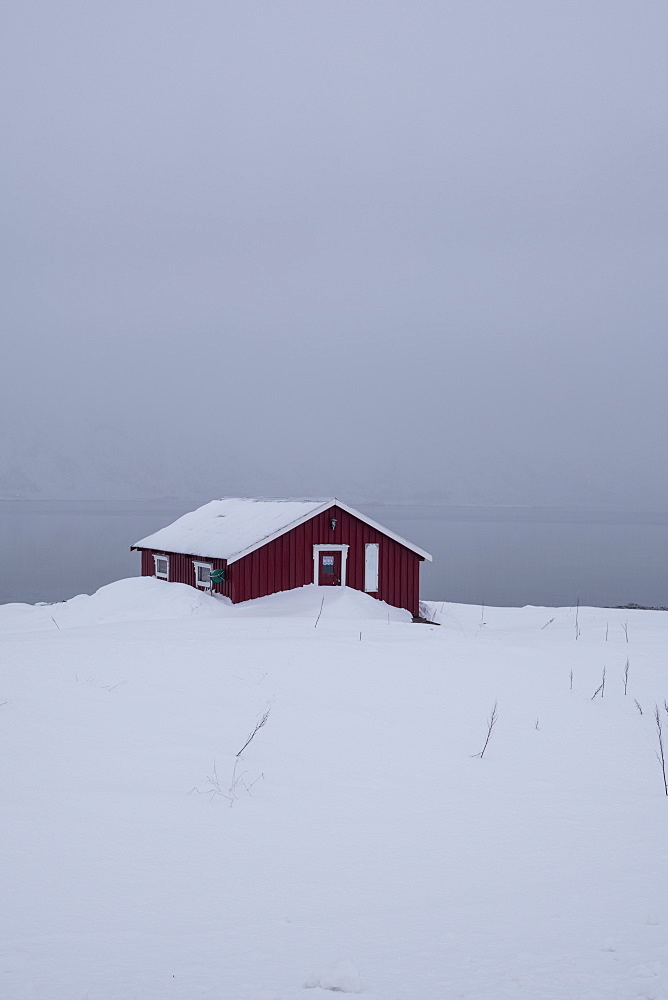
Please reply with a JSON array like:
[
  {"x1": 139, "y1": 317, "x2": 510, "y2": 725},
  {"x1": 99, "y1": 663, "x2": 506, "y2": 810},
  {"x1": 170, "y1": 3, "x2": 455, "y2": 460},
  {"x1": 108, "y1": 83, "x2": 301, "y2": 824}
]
[{"x1": 1, "y1": 579, "x2": 667, "y2": 999}]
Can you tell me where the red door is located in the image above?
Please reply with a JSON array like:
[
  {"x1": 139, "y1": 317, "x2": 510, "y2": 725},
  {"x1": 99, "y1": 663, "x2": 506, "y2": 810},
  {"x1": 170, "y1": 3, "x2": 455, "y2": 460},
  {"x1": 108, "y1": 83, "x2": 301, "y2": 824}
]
[{"x1": 318, "y1": 550, "x2": 342, "y2": 585}]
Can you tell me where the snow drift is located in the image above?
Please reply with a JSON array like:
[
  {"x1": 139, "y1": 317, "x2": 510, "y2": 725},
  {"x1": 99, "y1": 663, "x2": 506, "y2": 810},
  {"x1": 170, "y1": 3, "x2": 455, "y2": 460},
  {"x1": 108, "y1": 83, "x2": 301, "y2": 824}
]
[{"x1": 1, "y1": 580, "x2": 668, "y2": 999}]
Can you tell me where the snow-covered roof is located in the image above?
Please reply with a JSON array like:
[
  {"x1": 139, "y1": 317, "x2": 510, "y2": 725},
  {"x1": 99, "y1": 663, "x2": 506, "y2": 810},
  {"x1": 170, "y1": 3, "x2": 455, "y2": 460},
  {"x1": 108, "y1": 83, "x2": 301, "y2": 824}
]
[{"x1": 131, "y1": 497, "x2": 433, "y2": 564}]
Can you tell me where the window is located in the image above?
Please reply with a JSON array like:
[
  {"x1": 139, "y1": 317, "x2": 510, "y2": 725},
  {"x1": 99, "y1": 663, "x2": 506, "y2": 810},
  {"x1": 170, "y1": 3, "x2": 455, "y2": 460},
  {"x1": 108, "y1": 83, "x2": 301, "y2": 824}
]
[
  {"x1": 322, "y1": 554, "x2": 335, "y2": 574},
  {"x1": 193, "y1": 561, "x2": 212, "y2": 589},
  {"x1": 364, "y1": 543, "x2": 379, "y2": 592},
  {"x1": 154, "y1": 554, "x2": 169, "y2": 580}
]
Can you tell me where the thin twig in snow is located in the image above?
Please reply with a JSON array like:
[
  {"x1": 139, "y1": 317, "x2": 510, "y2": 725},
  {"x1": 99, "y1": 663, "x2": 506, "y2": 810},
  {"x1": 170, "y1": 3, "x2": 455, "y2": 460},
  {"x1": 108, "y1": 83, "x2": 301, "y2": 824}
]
[
  {"x1": 236, "y1": 705, "x2": 271, "y2": 757},
  {"x1": 654, "y1": 704, "x2": 668, "y2": 796},
  {"x1": 190, "y1": 758, "x2": 264, "y2": 806},
  {"x1": 591, "y1": 667, "x2": 606, "y2": 700},
  {"x1": 472, "y1": 701, "x2": 498, "y2": 759}
]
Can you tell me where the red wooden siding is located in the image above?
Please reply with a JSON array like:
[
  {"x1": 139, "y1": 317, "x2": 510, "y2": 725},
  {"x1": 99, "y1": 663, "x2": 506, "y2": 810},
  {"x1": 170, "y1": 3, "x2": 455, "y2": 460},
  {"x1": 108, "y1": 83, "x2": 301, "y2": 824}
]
[{"x1": 137, "y1": 504, "x2": 423, "y2": 616}]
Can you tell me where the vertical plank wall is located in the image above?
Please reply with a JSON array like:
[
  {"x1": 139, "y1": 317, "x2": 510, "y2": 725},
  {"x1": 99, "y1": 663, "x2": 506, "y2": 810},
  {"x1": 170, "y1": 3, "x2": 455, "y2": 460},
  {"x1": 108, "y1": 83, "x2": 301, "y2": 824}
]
[{"x1": 231, "y1": 505, "x2": 422, "y2": 615}]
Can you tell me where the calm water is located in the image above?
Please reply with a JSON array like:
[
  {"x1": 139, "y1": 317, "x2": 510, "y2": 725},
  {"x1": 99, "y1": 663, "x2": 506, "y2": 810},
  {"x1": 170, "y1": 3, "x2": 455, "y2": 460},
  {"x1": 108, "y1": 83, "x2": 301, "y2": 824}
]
[{"x1": 1, "y1": 499, "x2": 667, "y2": 609}]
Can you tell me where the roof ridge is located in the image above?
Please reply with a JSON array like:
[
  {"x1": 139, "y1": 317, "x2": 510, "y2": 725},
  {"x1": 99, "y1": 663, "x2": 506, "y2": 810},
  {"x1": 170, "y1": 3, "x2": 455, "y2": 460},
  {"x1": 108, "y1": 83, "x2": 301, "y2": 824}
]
[{"x1": 213, "y1": 496, "x2": 332, "y2": 502}]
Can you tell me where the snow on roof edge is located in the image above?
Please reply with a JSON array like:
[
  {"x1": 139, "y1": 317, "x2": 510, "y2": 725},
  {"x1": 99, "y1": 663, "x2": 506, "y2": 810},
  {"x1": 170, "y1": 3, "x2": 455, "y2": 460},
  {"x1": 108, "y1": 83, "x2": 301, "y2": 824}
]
[{"x1": 131, "y1": 498, "x2": 324, "y2": 561}]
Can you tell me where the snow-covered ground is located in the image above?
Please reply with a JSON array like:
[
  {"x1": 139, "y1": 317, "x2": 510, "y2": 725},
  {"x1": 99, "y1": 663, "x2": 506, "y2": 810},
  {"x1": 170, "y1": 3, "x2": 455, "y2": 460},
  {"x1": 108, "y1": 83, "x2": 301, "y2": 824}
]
[{"x1": 2, "y1": 580, "x2": 667, "y2": 999}]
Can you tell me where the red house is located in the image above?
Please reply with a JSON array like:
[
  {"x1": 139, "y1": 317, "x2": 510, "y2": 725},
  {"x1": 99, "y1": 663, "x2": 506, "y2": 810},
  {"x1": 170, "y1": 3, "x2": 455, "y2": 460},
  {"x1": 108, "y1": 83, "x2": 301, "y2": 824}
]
[{"x1": 131, "y1": 498, "x2": 432, "y2": 617}]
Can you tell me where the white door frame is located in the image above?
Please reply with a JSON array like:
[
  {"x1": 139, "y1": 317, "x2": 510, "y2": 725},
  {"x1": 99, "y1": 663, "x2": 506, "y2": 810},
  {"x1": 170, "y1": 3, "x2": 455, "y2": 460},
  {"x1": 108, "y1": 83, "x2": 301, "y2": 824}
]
[{"x1": 313, "y1": 544, "x2": 349, "y2": 586}]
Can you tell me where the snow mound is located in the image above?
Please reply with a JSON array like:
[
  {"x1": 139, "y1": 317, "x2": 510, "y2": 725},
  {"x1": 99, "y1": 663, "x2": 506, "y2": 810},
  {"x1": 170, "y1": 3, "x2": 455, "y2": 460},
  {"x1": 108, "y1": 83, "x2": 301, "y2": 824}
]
[
  {"x1": 304, "y1": 959, "x2": 362, "y2": 993},
  {"x1": 0, "y1": 577, "x2": 229, "y2": 634},
  {"x1": 232, "y1": 584, "x2": 411, "y2": 622},
  {"x1": 0, "y1": 579, "x2": 411, "y2": 634}
]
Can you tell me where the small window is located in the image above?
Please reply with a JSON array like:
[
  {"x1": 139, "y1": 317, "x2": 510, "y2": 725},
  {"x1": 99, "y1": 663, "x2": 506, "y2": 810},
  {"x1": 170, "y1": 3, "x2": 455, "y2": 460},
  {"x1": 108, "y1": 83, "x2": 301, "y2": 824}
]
[
  {"x1": 364, "y1": 543, "x2": 379, "y2": 592},
  {"x1": 322, "y1": 555, "x2": 335, "y2": 573},
  {"x1": 194, "y1": 561, "x2": 212, "y2": 589},
  {"x1": 154, "y1": 554, "x2": 169, "y2": 580}
]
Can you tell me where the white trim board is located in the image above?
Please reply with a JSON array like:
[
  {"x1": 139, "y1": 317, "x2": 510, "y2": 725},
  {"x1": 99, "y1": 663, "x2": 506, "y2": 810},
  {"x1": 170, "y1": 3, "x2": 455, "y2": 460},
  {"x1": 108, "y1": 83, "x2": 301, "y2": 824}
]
[
  {"x1": 153, "y1": 553, "x2": 169, "y2": 580},
  {"x1": 193, "y1": 560, "x2": 213, "y2": 590},
  {"x1": 364, "y1": 542, "x2": 379, "y2": 592}
]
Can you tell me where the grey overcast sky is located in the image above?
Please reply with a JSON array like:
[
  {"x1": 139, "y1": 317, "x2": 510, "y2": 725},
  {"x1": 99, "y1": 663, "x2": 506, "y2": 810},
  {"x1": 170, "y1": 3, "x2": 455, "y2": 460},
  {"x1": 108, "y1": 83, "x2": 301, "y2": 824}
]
[{"x1": 1, "y1": 1, "x2": 667, "y2": 505}]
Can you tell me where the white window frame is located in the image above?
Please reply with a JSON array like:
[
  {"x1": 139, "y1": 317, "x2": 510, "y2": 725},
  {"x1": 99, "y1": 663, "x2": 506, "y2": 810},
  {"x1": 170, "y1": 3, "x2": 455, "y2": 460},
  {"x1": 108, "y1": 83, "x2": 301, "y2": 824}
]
[
  {"x1": 312, "y1": 544, "x2": 349, "y2": 587},
  {"x1": 153, "y1": 554, "x2": 169, "y2": 580},
  {"x1": 193, "y1": 561, "x2": 213, "y2": 590},
  {"x1": 364, "y1": 542, "x2": 379, "y2": 592}
]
